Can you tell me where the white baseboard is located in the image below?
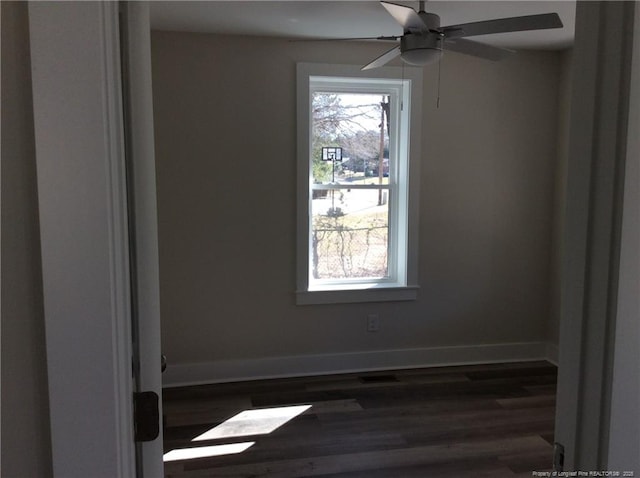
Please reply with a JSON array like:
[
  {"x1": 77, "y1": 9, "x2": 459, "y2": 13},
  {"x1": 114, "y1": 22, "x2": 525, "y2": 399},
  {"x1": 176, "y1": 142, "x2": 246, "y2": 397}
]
[{"x1": 163, "y1": 341, "x2": 556, "y2": 388}]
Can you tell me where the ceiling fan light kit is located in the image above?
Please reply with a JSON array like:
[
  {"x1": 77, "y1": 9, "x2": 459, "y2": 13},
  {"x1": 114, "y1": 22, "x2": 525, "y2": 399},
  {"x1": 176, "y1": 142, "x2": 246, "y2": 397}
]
[{"x1": 400, "y1": 33, "x2": 441, "y2": 66}]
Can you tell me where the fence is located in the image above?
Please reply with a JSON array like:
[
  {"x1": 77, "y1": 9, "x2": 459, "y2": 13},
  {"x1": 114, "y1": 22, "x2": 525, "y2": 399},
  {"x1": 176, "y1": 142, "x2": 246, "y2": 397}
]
[{"x1": 312, "y1": 224, "x2": 388, "y2": 279}]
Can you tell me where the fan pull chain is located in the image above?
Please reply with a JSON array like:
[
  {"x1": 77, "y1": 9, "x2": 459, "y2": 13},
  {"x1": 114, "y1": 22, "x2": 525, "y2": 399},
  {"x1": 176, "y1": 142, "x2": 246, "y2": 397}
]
[{"x1": 437, "y1": 47, "x2": 443, "y2": 109}]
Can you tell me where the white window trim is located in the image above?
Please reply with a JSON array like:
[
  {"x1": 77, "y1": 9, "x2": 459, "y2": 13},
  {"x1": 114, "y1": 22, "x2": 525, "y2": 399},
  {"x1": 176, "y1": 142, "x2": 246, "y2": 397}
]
[{"x1": 296, "y1": 62, "x2": 423, "y2": 305}]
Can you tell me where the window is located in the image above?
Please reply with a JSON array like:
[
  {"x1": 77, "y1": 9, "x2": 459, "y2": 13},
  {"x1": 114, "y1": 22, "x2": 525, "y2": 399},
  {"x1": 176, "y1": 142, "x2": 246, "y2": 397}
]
[{"x1": 296, "y1": 63, "x2": 423, "y2": 305}]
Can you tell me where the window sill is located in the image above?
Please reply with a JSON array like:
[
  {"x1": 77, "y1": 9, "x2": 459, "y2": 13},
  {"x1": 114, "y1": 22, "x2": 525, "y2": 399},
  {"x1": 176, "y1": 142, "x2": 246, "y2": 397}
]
[{"x1": 296, "y1": 286, "x2": 419, "y2": 305}]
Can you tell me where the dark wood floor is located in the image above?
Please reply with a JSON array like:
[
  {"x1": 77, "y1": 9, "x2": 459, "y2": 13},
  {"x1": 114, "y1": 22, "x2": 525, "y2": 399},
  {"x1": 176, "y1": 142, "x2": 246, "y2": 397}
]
[{"x1": 163, "y1": 361, "x2": 557, "y2": 477}]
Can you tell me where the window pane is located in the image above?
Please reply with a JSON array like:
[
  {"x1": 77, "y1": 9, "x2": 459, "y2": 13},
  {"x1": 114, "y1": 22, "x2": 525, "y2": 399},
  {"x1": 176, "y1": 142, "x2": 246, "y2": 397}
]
[
  {"x1": 312, "y1": 92, "x2": 390, "y2": 185},
  {"x1": 311, "y1": 188, "x2": 389, "y2": 280}
]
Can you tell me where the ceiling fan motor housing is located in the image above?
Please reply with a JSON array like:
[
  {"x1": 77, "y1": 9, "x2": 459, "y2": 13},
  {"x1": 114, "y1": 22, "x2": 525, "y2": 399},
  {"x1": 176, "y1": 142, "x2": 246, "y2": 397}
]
[
  {"x1": 418, "y1": 11, "x2": 440, "y2": 31},
  {"x1": 399, "y1": 11, "x2": 442, "y2": 66}
]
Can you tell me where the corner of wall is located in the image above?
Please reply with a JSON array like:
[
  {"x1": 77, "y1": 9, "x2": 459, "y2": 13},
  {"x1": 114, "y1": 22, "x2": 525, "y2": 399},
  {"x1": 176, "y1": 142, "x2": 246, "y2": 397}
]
[{"x1": 548, "y1": 47, "x2": 574, "y2": 348}]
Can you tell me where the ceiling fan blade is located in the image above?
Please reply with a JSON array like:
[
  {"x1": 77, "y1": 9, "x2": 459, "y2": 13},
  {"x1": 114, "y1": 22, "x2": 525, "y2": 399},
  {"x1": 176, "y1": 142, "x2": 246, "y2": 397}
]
[
  {"x1": 362, "y1": 45, "x2": 401, "y2": 70},
  {"x1": 292, "y1": 35, "x2": 400, "y2": 42},
  {"x1": 441, "y1": 13, "x2": 563, "y2": 38},
  {"x1": 381, "y1": 1, "x2": 427, "y2": 32},
  {"x1": 443, "y1": 38, "x2": 515, "y2": 61}
]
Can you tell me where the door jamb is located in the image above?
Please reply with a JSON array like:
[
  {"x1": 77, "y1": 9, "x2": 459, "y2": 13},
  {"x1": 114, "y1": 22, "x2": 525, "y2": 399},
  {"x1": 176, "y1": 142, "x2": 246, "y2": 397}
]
[{"x1": 29, "y1": 2, "x2": 137, "y2": 476}]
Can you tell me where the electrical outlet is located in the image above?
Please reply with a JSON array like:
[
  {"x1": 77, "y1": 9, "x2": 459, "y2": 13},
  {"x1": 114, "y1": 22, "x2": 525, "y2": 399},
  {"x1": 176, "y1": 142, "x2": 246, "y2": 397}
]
[{"x1": 367, "y1": 314, "x2": 380, "y2": 332}]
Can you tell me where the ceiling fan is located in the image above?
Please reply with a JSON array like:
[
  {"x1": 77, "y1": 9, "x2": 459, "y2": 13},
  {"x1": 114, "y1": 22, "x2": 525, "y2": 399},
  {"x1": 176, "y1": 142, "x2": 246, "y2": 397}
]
[{"x1": 353, "y1": 1, "x2": 564, "y2": 70}]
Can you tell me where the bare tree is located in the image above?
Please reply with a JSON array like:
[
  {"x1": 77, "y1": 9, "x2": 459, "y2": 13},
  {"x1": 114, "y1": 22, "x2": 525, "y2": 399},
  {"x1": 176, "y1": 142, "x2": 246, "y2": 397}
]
[
  {"x1": 378, "y1": 96, "x2": 390, "y2": 204},
  {"x1": 312, "y1": 93, "x2": 383, "y2": 182}
]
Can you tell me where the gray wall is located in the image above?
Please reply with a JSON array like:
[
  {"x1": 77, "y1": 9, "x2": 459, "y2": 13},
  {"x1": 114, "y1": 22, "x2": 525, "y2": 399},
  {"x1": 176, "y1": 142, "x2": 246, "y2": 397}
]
[
  {"x1": 1, "y1": 2, "x2": 53, "y2": 476},
  {"x1": 151, "y1": 31, "x2": 562, "y2": 372}
]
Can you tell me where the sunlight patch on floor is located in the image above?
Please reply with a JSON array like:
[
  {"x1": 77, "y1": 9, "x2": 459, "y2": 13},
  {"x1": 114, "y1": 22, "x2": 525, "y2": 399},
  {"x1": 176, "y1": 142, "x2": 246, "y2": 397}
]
[
  {"x1": 163, "y1": 442, "x2": 255, "y2": 462},
  {"x1": 192, "y1": 404, "x2": 312, "y2": 441}
]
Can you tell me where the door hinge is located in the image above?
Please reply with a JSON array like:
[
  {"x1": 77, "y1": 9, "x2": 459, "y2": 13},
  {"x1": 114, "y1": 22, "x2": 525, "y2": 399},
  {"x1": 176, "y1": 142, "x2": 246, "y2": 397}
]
[
  {"x1": 134, "y1": 391, "x2": 160, "y2": 442},
  {"x1": 553, "y1": 442, "x2": 565, "y2": 471}
]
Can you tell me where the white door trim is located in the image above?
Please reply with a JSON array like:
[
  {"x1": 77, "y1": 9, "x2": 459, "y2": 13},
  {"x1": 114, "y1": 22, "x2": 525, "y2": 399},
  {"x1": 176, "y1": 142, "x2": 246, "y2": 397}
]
[
  {"x1": 556, "y1": 1, "x2": 636, "y2": 470},
  {"x1": 29, "y1": 2, "x2": 136, "y2": 476},
  {"x1": 607, "y1": 0, "x2": 640, "y2": 469}
]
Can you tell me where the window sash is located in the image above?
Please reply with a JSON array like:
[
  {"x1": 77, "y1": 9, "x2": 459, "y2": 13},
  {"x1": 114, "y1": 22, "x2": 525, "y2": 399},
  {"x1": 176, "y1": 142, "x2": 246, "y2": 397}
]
[
  {"x1": 310, "y1": 189, "x2": 393, "y2": 285},
  {"x1": 308, "y1": 79, "x2": 404, "y2": 290}
]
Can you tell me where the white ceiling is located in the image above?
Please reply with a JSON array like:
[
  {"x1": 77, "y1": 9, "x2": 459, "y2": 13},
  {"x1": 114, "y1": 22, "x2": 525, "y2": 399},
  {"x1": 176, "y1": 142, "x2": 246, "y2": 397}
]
[{"x1": 150, "y1": 1, "x2": 575, "y2": 50}]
